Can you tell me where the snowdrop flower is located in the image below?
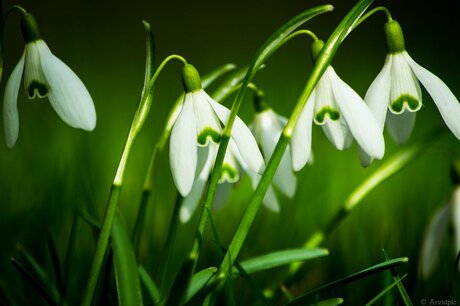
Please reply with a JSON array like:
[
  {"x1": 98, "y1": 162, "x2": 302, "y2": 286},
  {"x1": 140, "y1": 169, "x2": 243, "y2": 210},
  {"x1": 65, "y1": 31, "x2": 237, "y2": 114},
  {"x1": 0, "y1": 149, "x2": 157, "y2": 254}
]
[
  {"x1": 251, "y1": 95, "x2": 297, "y2": 201},
  {"x1": 3, "y1": 13, "x2": 96, "y2": 148},
  {"x1": 170, "y1": 64, "x2": 265, "y2": 197},
  {"x1": 179, "y1": 140, "x2": 278, "y2": 223},
  {"x1": 362, "y1": 20, "x2": 460, "y2": 166},
  {"x1": 291, "y1": 40, "x2": 385, "y2": 171},
  {"x1": 419, "y1": 184, "x2": 460, "y2": 279}
]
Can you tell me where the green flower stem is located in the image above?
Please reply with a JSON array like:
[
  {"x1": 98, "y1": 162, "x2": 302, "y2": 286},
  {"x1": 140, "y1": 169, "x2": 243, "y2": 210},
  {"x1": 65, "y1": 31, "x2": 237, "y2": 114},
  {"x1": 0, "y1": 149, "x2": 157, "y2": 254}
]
[
  {"x1": 189, "y1": 3, "x2": 334, "y2": 266},
  {"x1": 206, "y1": 0, "x2": 375, "y2": 297},
  {"x1": 81, "y1": 54, "x2": 187, "y2": 306},
  {"x1": 0, "y1": 4, "x2": 28, "y2": 85},
  {"x1": 348, "y1": 6, "x2": 392, "y2": 37},
  {"x1": 283, "y1": 29, "x2": 319, "y2": 43},
  {"x1": 159, "y1": 194, "x2": 182, "y2": 293},
  {"x1": 287, "y1": 127, "x2": 444, "y2": 277}
]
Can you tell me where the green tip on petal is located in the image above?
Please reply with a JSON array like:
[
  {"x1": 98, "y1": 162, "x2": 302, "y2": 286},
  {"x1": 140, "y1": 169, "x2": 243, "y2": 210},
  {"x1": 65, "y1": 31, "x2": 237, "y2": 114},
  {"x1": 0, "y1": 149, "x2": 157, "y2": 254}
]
[
  {"x1": 389, "y1": 94, "x2": 421, "y2": 114},
  {"x1": 313, "y1": 106, "x2": 340, "y2": 125},
  {"x1": 182, "y1": 64, "x2": 202, "y2": 93},
  {"x1": 197, "y1": 127, "x2": 220, "y2": 146},
  {"x1": 20, "y1": 13, "x2": 42, "y2": 43},
  {"x1": 220, "y1": 164, "x2": 239, "y2": 183},
  {"x1": 385, "y1": 20, "x2": 405, "y2": 53},
  {"x1": 311, "y1": 39, "x2": 325, "y2": 62}
]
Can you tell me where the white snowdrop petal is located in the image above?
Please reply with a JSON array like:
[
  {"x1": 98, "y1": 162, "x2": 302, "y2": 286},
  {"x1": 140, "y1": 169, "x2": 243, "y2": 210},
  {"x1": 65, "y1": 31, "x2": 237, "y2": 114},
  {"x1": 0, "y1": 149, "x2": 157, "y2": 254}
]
[
  {"x1": 452, "y1": 186, "x2": 460, "y2": 255},
  {"x1": 170, "y1": 96, "x2": 197, "y2": 196},
  {"x1": 385, "y1": 111, "x2": 416, "y2": 145},
  {"x1": 321, "y1": 117, "x2": 353, "y2": 151},
  {"x1": 40, "y1": 44, "x2": 96, "y2": 130},
  {"x1": 180, "y1": 146, "x2": 216, "y2": 223},
  {"x1": 331, "y1": 69, "x2": 385, "y2": 159},
  {"x1": 420, "y1": 204, "x2": 450, "y2": 279},
  {"x1": 3, "y1": 53, "x2": 25, "y2": 148},
  {"x1": 364, "y1": 55, "x2": 392, "y2": 130},
  {"x1": 389, "y1": 53, "x2": 422, "y2": 115},
  {"x1": 254, "y1": 110, "x2": 296, "y2": 197},
  {"x1": 405, "y1": 52, "x2": 460, "y2": 140},
  {"x1": 206, "y1": 93, "x2": 265, "y2": 174},
  {"x1": 274, "y1": 146, "x2": 297, "y2": 198},
  {"x1": 247, "y1": 171, "x2": 280, "y2": 212},
  {"x1": 23, "y1": 41, "x2": 49, "y2": 99},
  {"x1": 291, "y1": 91, "x2": 315, "y2": 172}
]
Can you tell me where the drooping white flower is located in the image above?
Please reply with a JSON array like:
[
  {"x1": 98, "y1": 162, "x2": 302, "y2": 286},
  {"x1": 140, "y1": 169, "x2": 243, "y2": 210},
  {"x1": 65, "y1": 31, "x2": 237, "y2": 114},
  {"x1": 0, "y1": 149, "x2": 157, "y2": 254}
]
[
  {"x1": 419, "y1": 185, "x2": 460, "y2": 279},
  {"x1": 179, "y1": 139, "x2": 278, "y2": 223},
  {"x1": 170, "y1": 64, "x2": 265, "y2": 197},
  {"x1": 251, "y1": 97, "x2": 297, "y2": 200},
  {"x1": 3, "y1": 13, "x2": 96, "y2": 148},
  {"x1": 361, "y1": 20, "x2": 460, "y2": 166},
  {"x1": 290, "y1": 40, "x2": 385, "y2": 172}
]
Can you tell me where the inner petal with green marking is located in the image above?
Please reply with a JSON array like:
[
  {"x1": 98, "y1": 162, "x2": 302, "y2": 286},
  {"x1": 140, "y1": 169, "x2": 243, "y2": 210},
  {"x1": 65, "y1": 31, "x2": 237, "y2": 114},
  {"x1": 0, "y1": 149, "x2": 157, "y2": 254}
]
[
  {"x1": 220, "y1": 163, "x2": 239, "y2": 183},
  {"x1": 389, "y1": 94, "x2": 421, "y2": 114},
  {"x1": 27, "y1": 80, "x2": 49, "y2": 99},
  {"x1": 314, "y1": 106, "x2": 340, "y2": 125},
  {"x1": 197, "y1": 127, "x2": 221, "y2": 146},
  {"x1": 389, "y1": 53, "x2": 422, "y2": 115}
]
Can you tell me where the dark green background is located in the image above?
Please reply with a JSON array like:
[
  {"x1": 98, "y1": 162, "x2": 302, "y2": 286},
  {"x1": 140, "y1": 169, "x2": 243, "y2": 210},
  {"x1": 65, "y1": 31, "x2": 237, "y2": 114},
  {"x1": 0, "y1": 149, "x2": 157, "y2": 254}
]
[{"x1": 1, "y1": 0, "x2": 460, "y2": 304}]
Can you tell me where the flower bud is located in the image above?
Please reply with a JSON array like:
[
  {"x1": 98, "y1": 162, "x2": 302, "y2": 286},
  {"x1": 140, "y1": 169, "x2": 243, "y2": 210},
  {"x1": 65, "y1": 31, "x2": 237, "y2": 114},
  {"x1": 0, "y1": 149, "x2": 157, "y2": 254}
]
[
  {"x1": 311, "y1": 39, "x2": 325, "y2": 62},
  {"x1": 182, "y1": 64, "x2": 202, "y2": 93},
  {"x1": 384, "y1": 20, "x2": 405, "y2": 53},
  {"x1": 20, "y1": 13, "x2": 42, "y2": 43}
]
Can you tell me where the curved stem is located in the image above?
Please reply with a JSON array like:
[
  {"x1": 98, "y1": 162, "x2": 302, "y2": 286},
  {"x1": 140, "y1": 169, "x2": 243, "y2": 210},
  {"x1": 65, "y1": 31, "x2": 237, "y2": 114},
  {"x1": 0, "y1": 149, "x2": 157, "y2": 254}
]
[
  {"x1": 351, "y1": 6, "x2": 392, "y2": 32},
  {"x1": 284, "y1": 29, "x2": 319, "y2": 44},
  {"x1": 81, "y1": 54, "x2": 186, "y2": 306}
]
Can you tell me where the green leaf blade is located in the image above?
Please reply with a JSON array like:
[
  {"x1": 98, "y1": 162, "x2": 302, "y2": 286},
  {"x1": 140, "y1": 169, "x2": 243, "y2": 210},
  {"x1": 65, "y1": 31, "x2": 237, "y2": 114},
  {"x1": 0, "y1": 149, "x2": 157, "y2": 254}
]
[
  {"x1": 238, "y1": 248, "x2": 329, "y2": 275},
  {"x1": 111, "y1": 213, "x2": 143, "y2": 306}
]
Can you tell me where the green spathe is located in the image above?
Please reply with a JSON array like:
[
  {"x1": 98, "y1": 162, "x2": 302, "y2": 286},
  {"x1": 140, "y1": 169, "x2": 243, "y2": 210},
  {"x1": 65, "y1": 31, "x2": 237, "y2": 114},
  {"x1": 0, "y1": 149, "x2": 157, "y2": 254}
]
[
  {"x1": 389, "y1": 94, "x2": 421, "y2": 114},
  {"x1": 314, "y1": 106, "x2": 340, "y2": 124},
  {"x1": 385, "y1": 20, "x2": 405, "y2": 54},
  {"x1": 20, "y1": 13, "x2": 42, "y2": 43},
  {"x1": 311, "y1": 39, "x2": 325, "y2": 61},
  {"x1": 182, "y1": 64, "x2": 202, "y2": 93},
  {"x1": 197, "y1": 127, "x2": 221, "y2": 146}
]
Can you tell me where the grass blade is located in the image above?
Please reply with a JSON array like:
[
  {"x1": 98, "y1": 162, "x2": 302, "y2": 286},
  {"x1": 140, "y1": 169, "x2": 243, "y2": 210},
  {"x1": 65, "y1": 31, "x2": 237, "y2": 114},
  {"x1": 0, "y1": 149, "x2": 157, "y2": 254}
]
[
  {"x1": 382, "y1": 250, "x2": 413, "y2": 306},
  {"x1": 11, "y1": 258, "x2": 58, "y2": 306},
  {"x1": 365, "y1": 274, "x2": 408, "y2": 306},
  {"x1": 165, "y1": 257, "x2": 194, "y2": 306},
  {"x1": 46, "y1": 234, "x2": 64, "y2": 301},
  {"x1": 111, "y1": 212, "x2": 143, "y2": 306},
  {"x1": 285, "y1": 257, "x2": 409, "y2": 306},
  {"x1": 138, "y1": 266, "x2": 161, "y2": 305},
  {"x1": 238, "y1": 248, "x2": 329, "y2": 275},
  {"x1": 308, "y1": 298, "x2": 344, "y2": 306},
  {"x1": 185, "y1": 267, "x2": 217, "y2": 303}
]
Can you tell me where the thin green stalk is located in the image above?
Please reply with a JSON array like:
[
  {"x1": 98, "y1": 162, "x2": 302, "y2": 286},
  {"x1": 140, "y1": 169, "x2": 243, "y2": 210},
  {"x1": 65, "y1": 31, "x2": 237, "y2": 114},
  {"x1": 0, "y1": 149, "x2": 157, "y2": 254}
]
[
  {"x1": 206, "y1": 0, "x2": 375, "y2": 297},
  {"x1": 81, "y1": 54, "x2": 187, "y2": 306},
  {"x1": 189, "y1": 2, "x2": 334, "y2": 267},
  {"x1": 160, "y1": 194, "x2": 182, "y2": 293},
  {"x1": 304, "y1": 128, "x2": 443, "y2": 249}
]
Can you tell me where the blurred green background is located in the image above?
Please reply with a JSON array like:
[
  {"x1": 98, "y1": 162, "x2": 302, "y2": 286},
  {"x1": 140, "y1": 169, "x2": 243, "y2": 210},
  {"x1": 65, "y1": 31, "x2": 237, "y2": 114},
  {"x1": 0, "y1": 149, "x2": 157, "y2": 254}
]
[{"x1": 1, "y1": 0, "x2": 460, "y2": 304}]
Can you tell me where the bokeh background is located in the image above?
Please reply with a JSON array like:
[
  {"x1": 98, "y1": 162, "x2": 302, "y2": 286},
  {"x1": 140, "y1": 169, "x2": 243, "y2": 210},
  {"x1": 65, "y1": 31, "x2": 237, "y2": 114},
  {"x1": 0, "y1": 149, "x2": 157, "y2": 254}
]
[{"x1": 1, "y1": 0, "x2": 460, "y2": 304}]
